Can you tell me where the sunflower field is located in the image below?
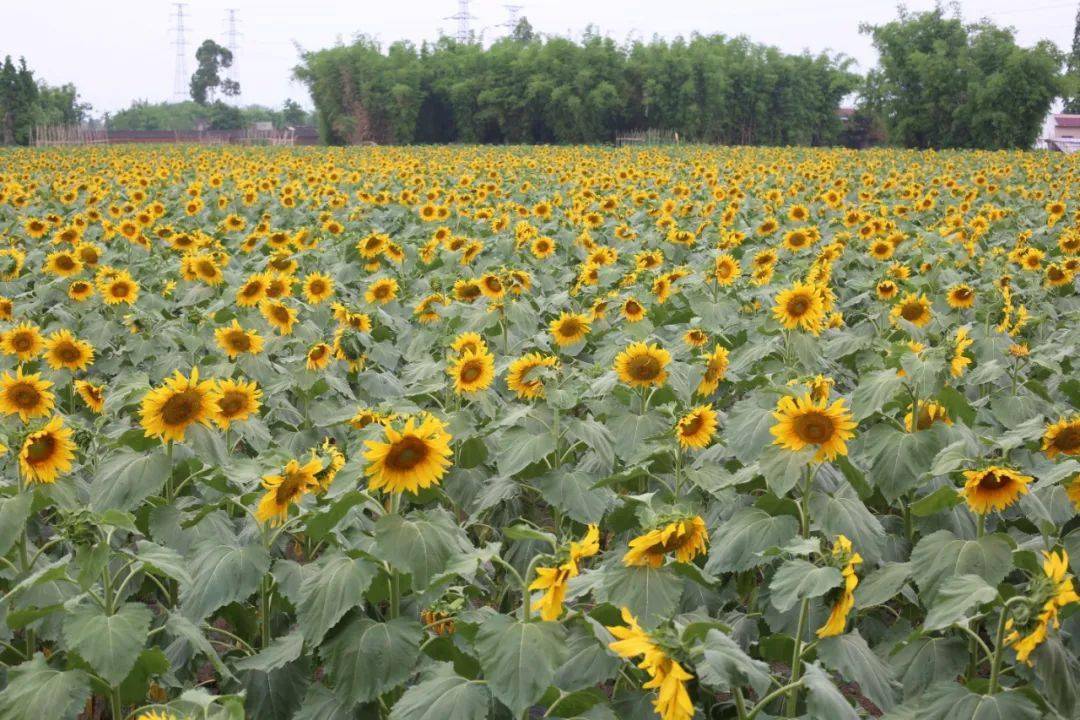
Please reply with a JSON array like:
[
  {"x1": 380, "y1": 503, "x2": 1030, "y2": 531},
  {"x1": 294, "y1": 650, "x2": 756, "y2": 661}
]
[{"x1": 0, "y1": 145, "x2": 1078, "y2": 720}]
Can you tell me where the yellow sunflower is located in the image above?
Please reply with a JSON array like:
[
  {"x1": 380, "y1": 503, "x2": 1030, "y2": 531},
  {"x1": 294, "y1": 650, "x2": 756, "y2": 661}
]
[
  {"x1": 139, "y1": 368, "x2": 215, "y2": 442},
  {"x1": 946, "y1": 283, "x2": 975, "y2": 309},
  {"x1": 214, "y1": 320, "x2": 264, "y2": 358},
  {"x1": 450, "y1": 332, "x2": 487, "y2": 356},
  {"x1": 621, "y1": 297, "x2": 646, "y2": 323},
  {"x1": 623, "y1": 516, "x2": 708, "y2": 567},
  {"x1": 1, "y1": 322, "x2": 44, "y2": 362},
  {"x1": 101, "y1": 273, "x2": 139, "y2": 305},
  {"x1": 42, "y1": 330, "x2": 95, "y2": 372},
  {"x1": 506, "y1": 352, "x2": 558, "y2": 400},
  {"x1": 449, "y1": 349, "x2": 495, "y2": 395},
  {"x1": 1042, "y1": 416, "x2": 1080, "y2": 459},
  {"x1": 890, "y1": 292, "x2": 933, "y2": 328},
  {"x1": 770, "y1": 392, "x2": 857, "y2": 461},
  {"x1": 713, "y1": 253, "x2": 741, "y2": 285},
  {"x1": 260, "y1": 300, "x2": 298, "y2": 335},
  {"x1": 255, "y1": 454, "x2": 322, "y2": 526},
  {"x1": 1005, "y1": 550, "x2": 1080, "y2": 664},
  {"x1": 75, "y1": 379, "x2": 105, "y2": 413},
  {"x1": 614, "y1": 342, "x2": 671, "y2": 389},
  {"x1": 961, "y1": 465, "x2": 1032, "y2": 514},
  {"x1": 365, "y1": 277, "x2": 399, "y2": 305},
  {"x1": 235, "y1": 273, "x2": 269, "y2": 307},
  {"x1": 817, "y1": 535, "x2": 862, "y2": 638},
  {"x1": 0, "y1": 369, "x2": 55, "y2": 423},
  {"x1": 903, "y1": 401, "x2": 952, "y2": 432},
  {"x1": 68, "y1": 280, "x2": 95, "y2": 302},
  {"x1": 549, "y1": 311, "x2": 591, "y2": 347},
  {"x1": 363, "y1": 414, "x2": 454, "y2": 495},
  {"x1": 306, "y1": 342, "x2": 333, "y2": 370},
  {"x1": 606, "y1": 607, "x2": 695, "y2": 720},
  {"x1": 696, "y1": 344, "x2": 729, "y2": 396},
  {"x1": 302, "y1": 272, "x2": 334, "y2": 304},
  {"x1": 210, "y1": 378, "x2": 261, "y2": 429},
  {"x1": 675, "y1": 405, "x2": 718, "y2": 449},
  {"x1": 19, "y1": 415, "x2": 76, "y2": 485},
  {"x1": 772, "y1": 282, "x2": 825, "y2": 334}
]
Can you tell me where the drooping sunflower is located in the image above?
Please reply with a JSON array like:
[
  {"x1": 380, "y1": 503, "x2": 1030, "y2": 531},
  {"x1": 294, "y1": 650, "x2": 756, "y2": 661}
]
[
  {"x1": 946, "y1": 283, "x2": 976, "y2": 309},
  {"x1": 1, "y1": 322, "x2": 44, "y2": 362},
  {"x1": 306, "y1": 342, "x2": 333, "y2": 370},
  {"x1": 950, "y1": 326, "x2": 974, "y2": 378},
  {"x1": 506, "y1": 352, "x2": 558, "y2": 400},
  {"x1": 890, "y1": 292, "x2": 933, "y2": 328},
  {"x1": 210, "y1": 378, "x2": 261, "y2": 429},
  {"x1": 623, "y1": 516, "x2": 708, "y2": 567},
  {"x1": 675, "y1": 405, "x2": 718, "y2": 449},
  {"x1": 682, "y1": 328, "x2": 708, "y2": 348},
  {"x1": 614, "y1": 342, "x2": 671, "y2": 389},
  {"x1": 1005, "y1": 550, "x2": 1080, "y2": 664},
  {"x1": 365, "y1": 277, "x2": 399, "y2": 305},
  {"x1": 0, "y1": 369, "x2": 55, "y2": 423},
  {"x1": 549, "y1": 311, "x2": 591, "y2": 347},
  {"x1": 696, "y1": 344, "x2": 729, "y2": 396},
  {"x1": 363, "y1": 414, "x2": 454, "y2": 495},
  {"x1": 139, "y1": 368, "x2": 215, "y2": 442},
  {"x1": 255, "y1": 454, "x2": 322, "y2": 526},
  {"x1": 770, "y1": 392, "x2": 857, "y2": 461},
  {"x1": 75, "y1": 379, "x2": 105, "y2": 413},
  {"x1": 260, "y1": 300, "x2": 298, "y2": 335},
  {"x1": 961, "y1": 465, "x2": 1032, "y2": 514},
  {"x1": 42, "y1": 330, "x2": 95, "y2": 372},
  {"x1": 19, "y1": 415, "x2": 76, "y2": 485},
  {"x1": 816, "y1": 535, "x2": 862, "y2": 638},
  {"x1": 529, "y1": 525, "x2": 599, "y2": 621},
  {"x1": 449, "y1": 349, "x2": 495, "y2": 395},
  {"x1": 904, "y1": 401, "x2": 952, "y2": 432},
  {"x1": 606, "y1": 608, "x2": 695, "y2": 720},
  {"x1": 1042, "y1": 416, "x2": 1080, "y2": 459},
  {"x1": 214, "y1": 320, "x2": 264, "y2": 359},
  {"x1": 772, "y1": 282, "x2": 825, "y2": 334}
]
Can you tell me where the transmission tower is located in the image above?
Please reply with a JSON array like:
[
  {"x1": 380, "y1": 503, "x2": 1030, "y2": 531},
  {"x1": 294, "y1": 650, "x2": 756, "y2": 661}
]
[
  {"x1": 170, "y1": 3, "x2": 189, "y2": 101},
  {"x1": 224, "y1": 8, "x2": 241, "y2": 101},
  {"x1": 445, "y1": 0, "x2": 475, "y2": 43},
  {"x1": 501, "y1": 4, "x2": 524, "y2": 33}
]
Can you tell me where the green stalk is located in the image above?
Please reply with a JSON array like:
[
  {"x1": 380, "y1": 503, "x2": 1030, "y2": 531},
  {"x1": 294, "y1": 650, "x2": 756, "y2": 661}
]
[
  {"x1": 785, "y1": 598, "x2": 810, "y2": 718},
  {"x1": 987, "y1": 604, "x2": 1011, "y2": 694}
]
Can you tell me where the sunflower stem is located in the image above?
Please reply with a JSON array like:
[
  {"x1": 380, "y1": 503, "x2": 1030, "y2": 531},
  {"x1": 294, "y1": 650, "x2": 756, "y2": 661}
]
[
  {"x1": 259, "y1": 574, "x2": 272, "y2": 648},
  {"x1": 734, "y1": 687, "x2": 748, "y2": 720},
  {"x1": 785, "y1": 598, "x2": 810, "y2": 718},
  {"x1": 388, "y1": 493, "x2": 402, "y2": 620},
  {"x1": 987, "y1": 604, "x2": 1011, "y2": 694}
]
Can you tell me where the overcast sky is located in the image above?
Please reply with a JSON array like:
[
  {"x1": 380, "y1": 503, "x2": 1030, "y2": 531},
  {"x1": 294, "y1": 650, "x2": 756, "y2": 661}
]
[{"x1": 1, "y1": 0, "x2": 1076, "y2": 115}]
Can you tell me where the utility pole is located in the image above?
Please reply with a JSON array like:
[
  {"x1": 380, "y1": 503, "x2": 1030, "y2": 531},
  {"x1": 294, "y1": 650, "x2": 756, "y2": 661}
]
[
  {"x1": 501, "y1": 4, "x2": 524, "y2": 34},
  {"x1": 445, "y1": 0, "x2": 474, "y2": 43},
  {"x1": 171, "y1": 3, "x2": 189, "y2": 101},
  {"x1": 224, "y1": 8, "x2": 241, "y2": 102}
]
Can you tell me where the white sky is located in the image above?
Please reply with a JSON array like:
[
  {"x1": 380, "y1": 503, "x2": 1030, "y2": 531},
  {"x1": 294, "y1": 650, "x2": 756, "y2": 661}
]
[{"x1": 1, "y1": 0, "x2": 1076, "y2": 115}]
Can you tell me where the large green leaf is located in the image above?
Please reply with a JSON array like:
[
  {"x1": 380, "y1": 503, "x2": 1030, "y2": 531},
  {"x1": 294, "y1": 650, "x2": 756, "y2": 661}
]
[
  {"x1": 595, "y1": 564, "x2": 683, "y2": 629},
  {"x1": 475, "y1": 614, "x2": 567, "y2": 717},
  {"x1": 323, "y1": 616, "x2": 422, "y2": 705},
  {"x1": 0, "y1": 491, "x2": 33, "y2": 556},
  {"x1": 769, "y1": 559, "x2": 841, "y2": 612},
  {"x1": 181, "y1": 537, "x2": 270, "y2": 621},
  {"x1": 851, "y1": 369, "x2": 904, "y2": 420},
  {"x1": 497, "y1": 428, "x2": 556, "y2": 476},
  {"x1": 723, "y1": 397, "x2": 777, "y2": 464},
  {"x1": 553, "y1": 624, "x2": 621, "y2": 692},
  {"x1": 802, "y1": 662, "x2": 857, "y2": 720},
  {"x1": 0, "y1": 654, "x2": 90, "y2": 720},
  {"x1": 374, "y1": 509, "x2": 472, "y2": 590},
  {"x1": 296, "y1": 552, "x2": 377, "y2": 646},
  {"x1": 89, "y1": 449, "x2": 170, "y2": 512},
  {"x1": 243, "y1": 661, "x2": 310, "y2": 720},
  {"x1": 817, "y1": 631, "x2": 898, "y2": 712},
  {"x1": 704, "y1": 507, "x2": 798, "y2": 573},
  {"x1": 234, "y1": 631, "x2": 304, "y2": 673},
  {"x1": 922, "y1": 574, "x2": 997, "y2": 631},
  {"x1": 536, "y1": 470, "x2": 617, "y2": 525},
  {"x1": 889, "y1": 637, "x2": 967, "y2": 699},
  {"x1": 858, "y1": 424, "x2": 944, "y2": 500},
  {"x1": 694, "y1": 629, "x2": 772, "y2": 697},
  {"x1": 63, "y1": 602, "x2": 152, "y2": 685},
  {"x1": 389, "y1": 665, "x2": 491, "y2": 720},
  {"x1": 854, "y1": 562, "x2": 911, "y2": 609},
  {"x1": 910, "y1": 530, "x2": 1012, "y2": 603},
  {"x1": 759, "y1": 445, "x2": 814, "y2": 497},
  {"x1": 809, "y1": 486, "x2": 885, "y2": 563}
]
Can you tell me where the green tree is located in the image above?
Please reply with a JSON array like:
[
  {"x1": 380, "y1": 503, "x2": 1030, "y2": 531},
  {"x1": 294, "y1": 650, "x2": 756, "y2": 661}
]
[
  {"x1": 190, "y1": 39, "x2": 239, "y2": 105},
  {"x1": 0, "y1": 56, "x2": 38, "y2": 145},
  {"x1": 1064, "y1": 3, "x2": 1080, "y2": 112}
]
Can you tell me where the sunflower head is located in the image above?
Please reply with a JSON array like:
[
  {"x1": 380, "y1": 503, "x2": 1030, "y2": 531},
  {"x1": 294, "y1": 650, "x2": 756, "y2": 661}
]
[
  {"x1": 19, "y1": 415, "x2": 76, "y2": 485},
  {"x1": 615, "y1": 342, "x2": 671, "y2": 389},
  {"x1": 961, "y1": 465, "x2": 1031, "y2": 514},
  {"x1": 770, "y1": 392, "x2": 857, "y2": 461},
  {"x1": 0, "y1": 368, "x2": 55, "y2": 423},
  {"x1": 1042, "y1": 416, "x2": 1080, "y2": 459},
  {"x1": 139, "y1": 368, "x2": 215, "y2": 442},
  {"x1": 549, "y1": 312, "x2": 591, "y2": 347},
  {"x1": 363, "y1": 414, "x2": 453, "y2": 495},
  {"x1": 449, "y1": 349, "x2": 495, "y2": 395},
  {"x1": 676, "y1": 405, "x2": 718, "y2": 450}
]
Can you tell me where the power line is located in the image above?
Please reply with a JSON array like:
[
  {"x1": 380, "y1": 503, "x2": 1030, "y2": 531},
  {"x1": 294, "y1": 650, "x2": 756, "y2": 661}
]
[
  {"x1": 170, "y1": 3, "x2": 189, "y2": 101},
  {"x1": 445, "y1": 0, "x2": 475, "y2": 43}
]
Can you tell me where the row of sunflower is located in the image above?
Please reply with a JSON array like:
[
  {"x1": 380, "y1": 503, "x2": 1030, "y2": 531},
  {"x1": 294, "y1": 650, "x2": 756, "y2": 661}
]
[{"x1": 0, "y1": 143, "x2": 1077, "y2": 720}]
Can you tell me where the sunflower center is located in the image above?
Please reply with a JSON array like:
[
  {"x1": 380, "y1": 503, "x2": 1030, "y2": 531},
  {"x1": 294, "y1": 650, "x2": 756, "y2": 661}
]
[
  {"x1": 680, "y1": 415, "x2": 705, "y2": 437},
  {"x1": 242, "y1": 282, "x2": 263, "y2": 297},
  {"x1": 160, "y1": 390, "x2": 202, "y2": 425},
  {"x1": 627, "y1": 354, "x2": 661, "y2": 381},
  {"x1": 374, "y1": 285, "x2": 390, "y2": 299},
  {"x1": 10, "y1": 382, "x2": 41, "y2": 408},
  {"x1": 900, "y1": 303, "x2": 924, "y2": 321},
  {"x1": 1054, "y1": 426, "x2": 1080, "y2": 453},
  {"x1": 793, "y1": 410, "x2": 835, "y2": 444},
  {"x1": 559, "y1": 319, "x2": 582, "y2": 337},
  {"x1": 955, "y1": 288, "x2": 971, "y2": 299},
  {"x1": 274, "y1": 472, "x2": 307, "y2": 504},
  {"x1": 978, "y1": 471, "x2": 1007, "y2": 490},
  {"x1": 111, "y1": 282, "x2": 131, "y2": 298},
  {"x1": 56, "y1": 343, "x2": 81, "y2": 363},
  {"x1": 385, "y1": 436, "x2": 430, "y2": 471},
  {"x1": 626, "y1": 301, "x2": 641, "y2": 314},
  {"x1": 786, "y1": 295, "x2": 811, "y2": 317},
  {"x1": 25, "y1": 434, "x2": 56, "y2": 464},
  {"x1": 272, "y1": 306, "x2": 291, "y2": 323},
  {"x1": 218, "y1": 391, "x2": 247, "y2": 417},
  {"x1": 310, "y1": 280, "x2": 326, "y2": 294},
  {"x1": 10, "y1": 333, "x2": 32, "y2": 352},
  {"x1": 310, "y1": 346, "x2": 327, "y2": 361},
  {"x1": 460, "y1": 360, "x2": 483, "y2": 383},
  {"x1": 226, "y1": 331, "x2": 251, "y2": 352},
  {"x1": 56, "y1": 255, "x2": 76, "y2": 270}
]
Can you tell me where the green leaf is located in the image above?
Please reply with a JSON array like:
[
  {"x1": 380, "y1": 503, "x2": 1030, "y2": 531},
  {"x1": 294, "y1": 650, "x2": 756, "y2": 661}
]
[
  {"x1": 63, "y1": 602, "x2": 152, "y2": 686},
  {"x1": 89, "y1": 449, "x2": 170, "y2": 512},
  {"x1": 181, "y1": 537, "x2": 270, "y2": 621},
  {"x1": 292, "y1": 685, "x2": 358, "y2": 720},
  {"x1": 0, "y1": 654, "x2": 91, "y2": 720},
  {"x1": 165, "y1": 612, "x2": 236, "y2": 683},
  {"x1": 296, "y1": 552, "x2": 377, "y2": 646},
  {"x1": 923, "y1": 574, "x2": 998, "y2": 631},
  {"x1": 817, "y1": 631, "x2": 898, "y2": 712},
  {"x1": 323, "y1": 616, "x2": 422, "y2": 705},
  {"x1": 809, "y1": 486, "x2": 885, "y2": 562},
  {"x1": 536, "y1": 470, "x2": 617, "y2": 525},
  {"x1": 858, "y1": 424, "x2": 944, "y2": 500},
  {"x1": 768, "y1": 559, "x2": 842, "y2": 612},
  {"x1": 694, "y1": 629, "x2": 772, "y2": 697},
  {"x1": 908, "y1": 683, "x2": 1041, "y2": 720},
  {"x1": 497, "y1": 428, "x2": 556, "y2": 476},
  {"x1": 910, "y1": 530, "x2": 1012, "y2": 603},
  {"x1": 374, "y1": 509, "x2": 471, "y2": 590},
  {"x1": 704, "y1": 508, "x2": 799, "y2": 574},
  {"x1": 610, "y1": 412, "x2": 666, "y2": 462},
  {"x1": 723, "y1": 398, "x2": 776, "y2": 464},
  {"x1": 0, "y1": 491, "x2": 33, "y2": 556},
  {"x1": 595, "y1": 564, "x2": 683, "y2": 629},
  {"x1": 854, "y1": 562, "x2": 911, "y2": 609},
  {"x1": 802, "y1": 662, "x2": 857, "y2": 720},
  {"x1": 758, "y1": 445, "x2": 814, "y2": 496},
  {"x1": 243, "y1": 662, "x2": 309, "y2": 720},
  {"x1": 889, "y1": 637, "x2": 966, "y2": 699},
  {"x1": 851, "y1": 369, "x2": 904, "y2": 421},
  {"x1": 234, "y1": 631, "x2": 304, "y2": 673},
  {"x1": 134, "y1": 539, "x2": 193, "y2": 585},
  {"x1": 554, "y1": 625, "x2": 621, "y2": 692},
  {"x1": 475, "y1": 615, "x2": 567, "y2": 717},
  {"x1": 910, "y1": 486, "x2": 962, "y2": 517},
  {"x1": 389, "y1": 665, "x2": 491, "y2": 720}
]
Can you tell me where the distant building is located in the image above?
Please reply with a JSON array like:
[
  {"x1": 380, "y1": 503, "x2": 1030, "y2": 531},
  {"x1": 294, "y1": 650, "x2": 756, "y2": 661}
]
[{"x1": 1051, "y1": 114, "x2": 1080, "y2": 141}]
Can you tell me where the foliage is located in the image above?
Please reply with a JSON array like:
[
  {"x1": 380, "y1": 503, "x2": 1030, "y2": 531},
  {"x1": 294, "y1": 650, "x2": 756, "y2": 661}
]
[
  {"x1": 0, "y1": 56, "x2": 90, "y2": 146},
  {"x1": 106, "y1": 100, "x2": 312, "y2": 132},
  {"x1": 190, "y1": 39, "x2": 240, "y2": 106}
]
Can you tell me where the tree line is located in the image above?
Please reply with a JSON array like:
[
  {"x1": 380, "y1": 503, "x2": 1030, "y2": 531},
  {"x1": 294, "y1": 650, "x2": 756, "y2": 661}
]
[{"x1": 0, "y1": 56, "x2": 90, "y2": 145}]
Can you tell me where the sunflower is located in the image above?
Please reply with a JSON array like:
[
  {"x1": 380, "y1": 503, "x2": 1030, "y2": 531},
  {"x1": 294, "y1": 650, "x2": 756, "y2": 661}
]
[
  {"x1": 255, "y1": 454, "x2": 322, "y2": 525},
  {"x1": 261, "y1": 300, "x2": 298, "y2": 335},
  {"x1": 306, "y1": 342, "x2": 333, "y2": 370},
  {"x1": 42, "y1": 330, "x2": 94, "y2": 372},
  {"x1": 947, "y1": 283, "x2": 975, "y2": 309},
  {"x1": 676, "y1": 405, "x2": 718, "y2": 449},
  {"x1": 349, "y1": 408, "x2": 396, "y2": 430},
  {"x1": 479, "y1": 273, "x2": 505, "y2": 299},
  {"x1": 365, "y1": 277, "x2": 399, "y2": 305},
  {"x1": 614, "y1": 342, "x2": 671, "y2": 389},
  {"x1": 68, "y1": 280, "x2": 94, "y2": 302},
  {"x1": 606, "y1": 608, "x2": 695, "y2": 720},
  {"x1": 875, "y1": 279, "x2": 898, "y2": 300},
  {"x1": 214, "y1": 320, "x2": 264, "y2": 358},
  {"x1": 772, "y1": 282, "x2": 825, "y2": 334},
  {"x1": 549, "y1": 311, "x2": 591, "y2": 347},
  {"x1": 44, "y1": 250, "x2": 83, "y2": 277},
  {"x1": 506, "y1": 352, "x2": 558, "y2": 399},
  {"x1": 696, "y1": 344, "x2": 729, "y2": 396},
  {"x1": 531, "y1": 235, "x2": 556, "y2": 258},
  {"x1": 101, "y1": 273, "x2": 139, "y2": 305},
  {"x1": 19, "y1": 415, "x2": 76, "y2": 485},
  {"x1": 682, "y1": 328, "x2": 708, "y2": 348},
  {"x1": 450, "y1": 332, "x2": 487, "y2": 356},
  {"x1": 621, "y1": 297, "x2": 646, "y2": 323},
  {"x1": 210, "y1": 378, "x2": 261, "y2": 429},
  {"x1": 449, "y1": 349, "x2": 495, "y2": 394},
  {"x1": 236, "y1": 273, "x2": 268, "y2": 307},
  {"x1": 961, "y1": 466, "x2": 1031, "y2": 514},
  {"x1": 770, "y1": 393, "x2": 856, "y2": 461},
  {"x1": 303, "y1": 272, "x2": 334, "y2": 304},
  {"x1": 713, "y1": 253, "x2": 741, "y2": 285},
  {"x1": 904, "y1": 401, "x2": 952, "y2": 432},
  {"x1": 529, "y1": 525, "x2": 599, "y2": 621},
  {"x1": 0, "y1": 369, "x2": 55, "y2": 423},
  {"x1": 139, "y1": 368, "x2": 215, "y2": 442},
  {"x1": 1005, "y1": 550, "x2": 1080, "y2": 664},
  {"x1": 75, "y1": 379, "x2": 105, "y2": 413},
  {"x1": 891, "y1": 292, "x2": 933, "y2": 328},
  {"x1": 1, "y1": 322, "x2": 44, "y2": 362},
  {"x1": 623, "y1": 516, "x2": 708, "y2": 567},
  {"x1": 1042, "y1": 416, "x2": 1080, "y2": 459},
  {"x1": 816, "y1": 535, "x2": 862, "y2": 638},
  {"x1": 951, "y1": 326, "x2": 974, "y2": 378},
  {"x1": 363, "y1": 414, "x2": 453, "y2": 494}
]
